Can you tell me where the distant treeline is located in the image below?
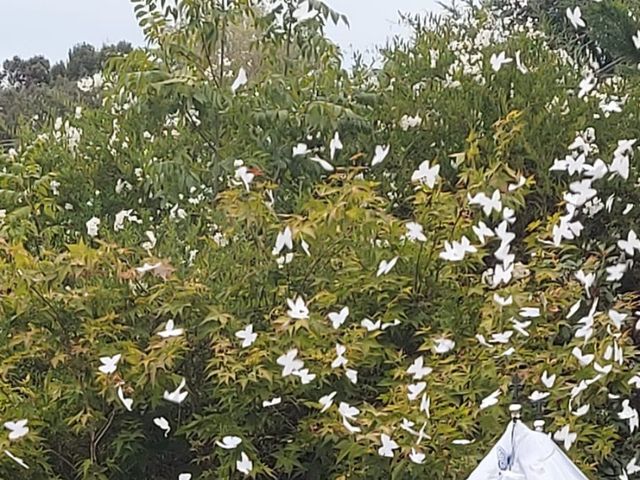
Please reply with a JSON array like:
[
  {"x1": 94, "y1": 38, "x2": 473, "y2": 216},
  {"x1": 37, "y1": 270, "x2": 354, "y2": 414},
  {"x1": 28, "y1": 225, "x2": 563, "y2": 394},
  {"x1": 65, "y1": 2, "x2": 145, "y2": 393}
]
[{"x1": 0, "y1": 42, "x2": 133, "y2": 144}]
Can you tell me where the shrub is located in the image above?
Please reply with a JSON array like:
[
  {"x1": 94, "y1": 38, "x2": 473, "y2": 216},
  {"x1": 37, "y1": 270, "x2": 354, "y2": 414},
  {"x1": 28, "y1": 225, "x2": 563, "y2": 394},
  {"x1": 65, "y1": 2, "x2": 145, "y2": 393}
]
[{"x1": 0, "y1": 1, "x2": 638, "y2": 479}]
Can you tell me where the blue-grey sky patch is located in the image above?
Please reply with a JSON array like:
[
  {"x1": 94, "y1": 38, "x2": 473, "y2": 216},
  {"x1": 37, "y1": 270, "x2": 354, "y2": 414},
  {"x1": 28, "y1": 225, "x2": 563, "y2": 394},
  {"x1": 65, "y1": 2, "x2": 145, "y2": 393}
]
[
  {"x1": 0, "y1": 0, "x2": 438, "y2": 64},
  {"x1": 325, "y1": 0, "x2": 439, "y2": 64},
  {"x1": 1, "y1": 0, "x2": 144, "y2": 62}
]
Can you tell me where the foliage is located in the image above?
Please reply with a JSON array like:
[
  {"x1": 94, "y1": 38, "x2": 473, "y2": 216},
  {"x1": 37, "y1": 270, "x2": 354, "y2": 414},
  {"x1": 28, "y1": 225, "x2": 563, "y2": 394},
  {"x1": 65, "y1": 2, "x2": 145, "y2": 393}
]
[
  {"x1": 491, "y1": 0, "x2": 640, "y2": 70},
  {"x1": 0, "y1": 0, "x2": 638, "y2": 479},
  {"x1": 0, "y1": 42, "x2": 132, "y2": 143},
  {"x1": 55, "y1": 42, "x2": 134, "y2": 82},
  {"x1": 1, "y1": 55, "x2": 52, "y2": 87}
]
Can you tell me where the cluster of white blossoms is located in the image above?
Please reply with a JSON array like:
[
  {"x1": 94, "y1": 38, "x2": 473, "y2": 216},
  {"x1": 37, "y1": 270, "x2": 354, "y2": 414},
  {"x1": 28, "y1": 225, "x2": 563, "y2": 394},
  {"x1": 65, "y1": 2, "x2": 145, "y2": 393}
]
[
  {"x1": 399, "y1": 114, "x2": 423, "y2": 131},
  {"x1": 210, "y1": 10, "x2": 639, "y2": 476},
  {"x1": 53, "y1": 116, "x2": 82, "y2": 153},
  {"x1": 212, "y1": 122, "x2": 631, "y2": 473},
  {"x1": 76, "y1": 72, "x2": 105, "y2": 93},
  {"x1": 545, "y1": 128, "x2": 640, "y2": 477},
  {"x1": 5, "y1": 0, "x2": 640, "y2": 477}
]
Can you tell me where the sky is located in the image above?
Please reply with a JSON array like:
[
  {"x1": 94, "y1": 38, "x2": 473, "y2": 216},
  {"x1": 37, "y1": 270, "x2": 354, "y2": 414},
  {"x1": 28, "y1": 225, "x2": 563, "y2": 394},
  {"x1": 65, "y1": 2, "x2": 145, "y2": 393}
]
[
  {"x1": 325, "y1": 0, "x2": 439, "y2": 64},
  {"x1": 0, "y1": 0, "x2": 439, "y2": 64}
]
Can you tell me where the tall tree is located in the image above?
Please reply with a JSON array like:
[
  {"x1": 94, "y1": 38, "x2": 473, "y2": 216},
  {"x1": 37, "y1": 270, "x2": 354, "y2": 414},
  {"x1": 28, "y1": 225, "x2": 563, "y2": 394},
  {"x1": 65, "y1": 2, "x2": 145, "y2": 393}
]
[
  {"x1": 65, "y1": 42, "x2": 134, "y2": 80},
  {"x1": 0, "y1": 41, "x2": 134, "y2": 144},
  {"x1": 0, "y1": 55, "x2": 51, "y2": 87}
]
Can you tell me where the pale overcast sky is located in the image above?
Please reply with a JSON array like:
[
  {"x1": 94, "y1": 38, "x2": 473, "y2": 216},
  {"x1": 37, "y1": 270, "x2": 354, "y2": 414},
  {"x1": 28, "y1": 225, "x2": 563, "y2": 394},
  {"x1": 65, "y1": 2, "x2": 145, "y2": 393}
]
[{"x1": 0, "y1": 0, "x2": 438, "y2": 64}]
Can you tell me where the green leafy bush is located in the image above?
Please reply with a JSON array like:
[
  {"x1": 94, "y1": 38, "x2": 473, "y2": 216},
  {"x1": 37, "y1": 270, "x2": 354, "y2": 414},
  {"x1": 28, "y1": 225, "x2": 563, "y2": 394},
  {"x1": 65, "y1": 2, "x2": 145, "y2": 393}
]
[{"x1": 0, "y1": 1, "x2": 638, "y2": 479}]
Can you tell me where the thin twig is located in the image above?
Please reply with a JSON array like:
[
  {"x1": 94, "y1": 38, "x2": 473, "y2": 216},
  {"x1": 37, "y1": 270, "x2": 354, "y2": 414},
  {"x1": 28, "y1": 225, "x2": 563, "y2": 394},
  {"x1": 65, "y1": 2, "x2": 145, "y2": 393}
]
[
  {"x1": 89, "y1": 431, "x2": 96, "y2": 464},
  {"x1": 219, "y1": 0, "x2": 227, "y2": 87},
  {"x1": 215, "y1": 0, "x2": 228, "y2": 148},
  {"x1": 413, "y1": 241, "x2": 425, "y2": 294},
  {"x1": 184, "y1": 109, "x2": 218, "y2": 154},
  {"x1": 284, "y1": 3, "x2": 293, "y2": 76},
  {"x1": 32, "y1": 287, "x2": 68, "y2": 338},
  {"x1": 94, "y1": 409, "x2": 116, "y2": 450},
  {"x1": 48, "y1": 447, "x2": 76, "y2": 472},
  {"x1": 199, "y1": 26, "x2": 219, "y2": 88}
]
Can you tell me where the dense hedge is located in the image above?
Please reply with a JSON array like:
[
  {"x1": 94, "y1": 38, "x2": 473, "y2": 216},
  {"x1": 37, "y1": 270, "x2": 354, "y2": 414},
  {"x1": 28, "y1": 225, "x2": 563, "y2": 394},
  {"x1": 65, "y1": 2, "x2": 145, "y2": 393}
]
[{"x1": 0, "y1": 0, "x2": 638, "y2": 479}]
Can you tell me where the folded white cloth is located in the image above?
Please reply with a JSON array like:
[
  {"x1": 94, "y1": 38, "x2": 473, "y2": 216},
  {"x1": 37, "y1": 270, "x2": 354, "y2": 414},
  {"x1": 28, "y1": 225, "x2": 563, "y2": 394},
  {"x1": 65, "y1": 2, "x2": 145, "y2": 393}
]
[{"x1": 467, "y1": 421, "x2": 590, "y2": 480}]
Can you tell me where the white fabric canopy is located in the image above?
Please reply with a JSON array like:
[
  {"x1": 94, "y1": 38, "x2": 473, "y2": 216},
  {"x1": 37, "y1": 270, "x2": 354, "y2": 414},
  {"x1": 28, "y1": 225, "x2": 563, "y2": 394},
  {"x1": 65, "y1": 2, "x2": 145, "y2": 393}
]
[{"x1": 466, "y1": 421, "x2": 590, "y2": 480}]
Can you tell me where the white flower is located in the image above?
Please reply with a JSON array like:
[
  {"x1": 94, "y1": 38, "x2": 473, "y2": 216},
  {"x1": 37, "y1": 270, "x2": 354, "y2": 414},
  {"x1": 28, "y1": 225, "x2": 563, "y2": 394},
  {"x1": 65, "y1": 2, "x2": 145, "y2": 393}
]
[
  {"x1": 236, "y1": 451, "x2": 253, "y2": 475},
  {"x1": 231, "y1": 67, "x2": 248, "y2": 93},
  {"x1": 98, "y1": 354, "x2": 121, "y2": 374},
  {"x1": 434, "y1": 337, "x2": 455, "y2": 354},
  {"x1": 169, "y1": 204, "x2": 187, "y2": 220},
  {"x1": 529, "y1": 391, "x2": 550, "y2": 402},
  {"x1": 234, "y1": 166, "x2": 255, "y2": 191},
  {"x1": 92, "y1": 72, "x2": 104, "y2": 89},
  {"x1": 286, "y1": 297, "x2": 309, "y2": 320},
  {"x1": 319, "y1": 391, "x2": 337, "y2": 412},
  {"x1": 4, "y1": 420, "x2": 28, "y2": 441},
  {"x1": 77, "y1": 77, "x2": 93, "y2": 92},
  {"x1": 566, "y1": 6, "x2": 585, "y2": 30},
  {"x1": 213, "y1": 231, "x2": 228, "y2": 247},
  {"x1": 114, "y1": 209, "x2": 141, "y2": 232},
  {"x1": 619, "y1": 399, "x2": 639, "y2": 433},
  {"x1": 399, "y1": 114, "x2": 422, "y2": 131},
  {"x1": 235, "y1": 324, "x2": 258, "y2": 348},
  {"x1": 86, "y1": 217, "x2": 100, "y2": 237},
  {"x1": 187, "y1": 248, "x2": 198, "y2": 266},
  {"x1": 409, "y1": 448, "x2": 426, "y2": 464},
  {"x1": 371, "y1": 145, "x2": 390, "y2": 167},
  {"x1": 293, "y1": 143, "x2": 309, "y2": 157},
  {"x1": 153, "y1": 417, "x2": 170, "y2": 436},
  {"x1": 578, "y1": 75, "x2": 597, "y2": 99},
  {"x1": 440, "y1": 236, "x2": 476, "y2": 262},
  {"x1": 164, "y1": 378, "x2": 188, "y2": 404},
  {"x1": 490, "y1": 51, "x2": 512, "y2": 72},
  {"x1": 142, "y1": 231, "x2": 157, "y2": 252},
  {"x1": 378, "y1": 434, "x2": 399, "y2": 458},
  {"x1": 216, "y1": 435, "x2": 242, "y2": 449},
  {"x1": 405, "y1": 222, "x2": 427, "y2": 242},
  {"x1": 66, "y1": 125, "x2": 82, "y2": 152},
  {"x1": 515, "y1": 50, "x2": 528, "y2": 74},
  {"x1": 553, "y1": 425, "x2": 577, "y2": 451},
  {"x1": 480, "y1": 389, "x2": 501, "y2": 410},
  {"x1": 158, "y1": 319, "x2": 184, "y2": 338},
  {"x1": 411, "y1": 160, "x2": 440, "y2": 188},
  {"x1": 115, "y1": 178, "x2": 132, "y2": 194}
]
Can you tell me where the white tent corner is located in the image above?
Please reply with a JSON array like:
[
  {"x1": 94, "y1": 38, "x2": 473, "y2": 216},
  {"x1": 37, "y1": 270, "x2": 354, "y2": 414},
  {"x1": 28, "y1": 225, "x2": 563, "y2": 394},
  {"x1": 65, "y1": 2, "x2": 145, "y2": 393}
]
[{"x1": 466, "y1": 416, "x2": 590, "y2": 480}]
